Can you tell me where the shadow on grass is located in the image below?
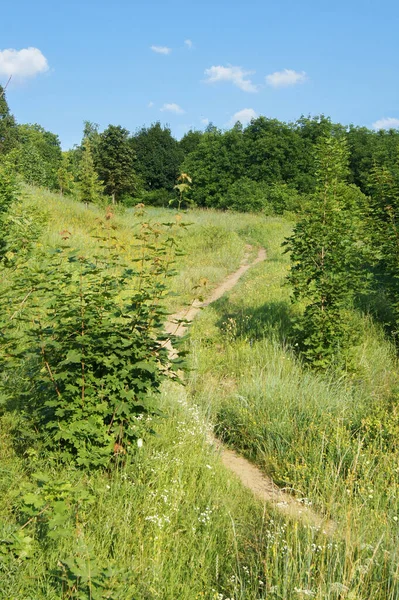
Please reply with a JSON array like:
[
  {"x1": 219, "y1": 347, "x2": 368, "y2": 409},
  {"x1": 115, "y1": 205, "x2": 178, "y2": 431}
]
[{"x1": 212, "y1": 296, "x2": 294, "y2": 344}]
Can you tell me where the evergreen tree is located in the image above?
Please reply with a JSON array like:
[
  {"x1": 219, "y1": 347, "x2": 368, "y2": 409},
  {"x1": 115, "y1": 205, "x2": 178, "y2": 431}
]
[
  {"x1": 96, "y1": 125, "x2": 137, "y2": 203},
  {"x1": 78, "y1": 139, "x2": 103, "y2": 205}
]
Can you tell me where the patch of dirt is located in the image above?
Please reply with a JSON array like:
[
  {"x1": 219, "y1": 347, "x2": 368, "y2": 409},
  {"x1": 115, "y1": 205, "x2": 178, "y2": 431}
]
[{"x1": 165, "y1": 245, "x2": 335, "y2": 534}]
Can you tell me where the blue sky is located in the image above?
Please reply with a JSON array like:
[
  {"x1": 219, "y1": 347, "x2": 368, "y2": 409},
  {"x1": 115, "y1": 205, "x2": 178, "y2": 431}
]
[{"x1": 1, "y1": 0, "x2": 398, "y2": 149}]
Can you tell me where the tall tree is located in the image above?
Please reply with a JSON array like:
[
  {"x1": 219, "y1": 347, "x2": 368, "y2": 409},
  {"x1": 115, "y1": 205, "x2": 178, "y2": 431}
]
[
  {"x1": 12, "y1": 124, "x2": 62, "y2": 189},
  {"x1": 133, "y1": 122, "x2": 183, "y2": 191},
  {"x1": 0, "y1": 156, "x2": 18, "y2": 258},
  {"x1": 179, "y1": 129, "x2": 203, "y2": 156},
  {"x1": 182, "y1": 125, "x2": 246, "y2": 208},
  {"x1": 57, "y1": 152, "x2": 75, "y2": 196},
  {"x1": 366, "y1": 162, "x2": 399, "y2": 330},
  {"x1": 96, "y1": 125, "x2": 137, "y2": 203},
  {"x1": 78, "y1": 139, "x2": 103, "y2": 206},
  {"x1": 243, "y1": 117, "x2": 301, "y2": 187},
  {"x1": 285, "y1": 135, "x2": 366, "y2": 368},
  {"x1": 0, "y1": 85, "x2": 18, "y2": 155}
]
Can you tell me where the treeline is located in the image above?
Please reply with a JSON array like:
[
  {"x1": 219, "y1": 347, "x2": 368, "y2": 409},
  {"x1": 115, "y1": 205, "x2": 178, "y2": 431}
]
[{"x1": 1, "y1": 83, "x2": 399, "y2": 212}]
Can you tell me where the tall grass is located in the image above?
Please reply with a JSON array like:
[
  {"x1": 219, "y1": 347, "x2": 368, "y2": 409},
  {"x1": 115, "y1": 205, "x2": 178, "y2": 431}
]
[
  {"x1": 2, "y1": 188, "x2": 399, "y2": 598},
  {"x1": 186, "y1": 206, "x2": 399, "y2": 596}
]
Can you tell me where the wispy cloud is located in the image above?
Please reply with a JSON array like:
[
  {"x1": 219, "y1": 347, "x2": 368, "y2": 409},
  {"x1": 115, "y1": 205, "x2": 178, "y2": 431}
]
[
  {"x1": 161, "y1": 103, "x2": 185, "y2": 114},
  {"x1": 228, "y1": 108, "x2": 257, "y2": 126},
  {"x1": 0, "y1": 47, "x2": 49, "y2": 80},
  {"x1": 151, "y1": 45, "x2": 172, "y2": 55},
  {"x1": 201, "y1": 117, "x2": 209, "y2": 125},
  {"x1": 372, "y1": 117, "x2": 399, "y2": 130},
  {"x1": 148, "y1": 101, "x2": 155, "y2": 108},
  {"x1": 204, "y1": 65, "x2": 258, "y2": 93},
  {"x1": 266, "y1": 69, "x2": 307, "y2": 88},
  {"x1": 184, "y1": 39, "x2": 193, "y2": 49}
]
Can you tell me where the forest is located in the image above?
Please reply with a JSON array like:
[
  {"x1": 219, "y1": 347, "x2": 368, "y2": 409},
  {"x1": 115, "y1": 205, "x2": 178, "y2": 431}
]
[
  {"x1": 2, "y1": 82, "x2": 399, "y2": 212},
  {"x1": 2, "y1": 81, "x2": 399, "y2": 599}
]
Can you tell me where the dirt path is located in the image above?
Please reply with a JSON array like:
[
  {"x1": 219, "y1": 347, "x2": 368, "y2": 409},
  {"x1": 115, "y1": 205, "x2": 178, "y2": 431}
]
[{"x1": 166, "y1": 246, "x2": 335, "y2": 534}]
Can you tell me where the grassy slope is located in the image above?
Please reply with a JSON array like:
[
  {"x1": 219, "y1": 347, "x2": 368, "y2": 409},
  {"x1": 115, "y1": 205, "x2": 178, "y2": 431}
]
[
  {"x1": 187, "y1": 204, "x2": 399, "y2": 596},
  {"x1": 1, "y1": 187, "x2": 399, "y2": 598}
]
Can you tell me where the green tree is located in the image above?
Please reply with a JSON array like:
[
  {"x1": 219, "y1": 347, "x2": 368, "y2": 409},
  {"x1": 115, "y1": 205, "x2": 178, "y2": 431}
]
[
  {"x1": 12, "y1": 124, "x2": 62, "y2": 189},
  {"x1": 285, "y1": 135, "x2": 366, "y2": 368},
  {"x1": 182, "y1": 125, "x2": 246, "y2": 208},
  {"x1": 57, "y1": 152, "x2": 75, "y2": 195},
  {"x1": 179, "y1": 129, "x2": 203, "y2": 156},
  {"x1": 0, "y1": 157, "x2": 18, "y2": 258},
  {"x1": 366, "y1": 162, "x2": 399, "y2": 331},
  {"x1": 96, "y1": 125, "x2": 138, "y2": 203},
  {"x1": 78, "y1": 139, "x2": 103, "y2": 205},
  {"x1": 0, "y1": 85, "x2": 18, "y2": 155},
  {"x1": 133, "y1": 122, "x2": 183, "y2": 191},
  {"x1": 243, "y1": 117, "x2": 302, "y2": 187}
]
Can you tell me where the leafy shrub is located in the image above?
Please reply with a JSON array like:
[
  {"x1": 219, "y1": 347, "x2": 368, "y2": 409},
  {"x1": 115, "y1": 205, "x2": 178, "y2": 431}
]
[
  {"x1": 0, "y1": 212, "x2": 182, "y2": 467},
  {"x1": 221, "y1": 178, "x2": 304, "y2": 214},
  {"x1": 1, "y1": 202, "x2": 47, "y2": 268},
  {"x1": 139, "y1": 188, "x2": 173, "y2": 207}
]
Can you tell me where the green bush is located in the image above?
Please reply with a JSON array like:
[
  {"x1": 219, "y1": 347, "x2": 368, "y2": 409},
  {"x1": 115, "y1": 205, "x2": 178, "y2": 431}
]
[
  {"x1": 221, "y1": 177, "x2": 304, "y2": 214},
  {"x1": 0, "y1": 212, "x2": 182, "y2": 467},
  {"x1": 140, "y1": 188, "x2": 173, "y2": 207}
]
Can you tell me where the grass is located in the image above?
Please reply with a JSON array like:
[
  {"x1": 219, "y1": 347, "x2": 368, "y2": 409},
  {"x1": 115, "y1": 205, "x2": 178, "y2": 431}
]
[
  {"x1": 186, "y1": 205, "x2": 399, "y2": 597},
  {"x1": 1, "y1": 186, "x2": 399, "y2": 598}
]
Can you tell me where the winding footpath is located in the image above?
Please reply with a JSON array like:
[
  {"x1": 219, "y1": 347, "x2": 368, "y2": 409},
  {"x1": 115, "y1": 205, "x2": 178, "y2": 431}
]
[{"x1": 165, "y1": 246, "x2": 335, "y2": 535}]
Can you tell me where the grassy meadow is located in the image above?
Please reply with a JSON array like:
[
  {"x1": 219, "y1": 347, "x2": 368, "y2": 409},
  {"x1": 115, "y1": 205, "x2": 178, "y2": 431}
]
[{"x1": 1, "y1": 186, "x2": 399, "y2": 598}]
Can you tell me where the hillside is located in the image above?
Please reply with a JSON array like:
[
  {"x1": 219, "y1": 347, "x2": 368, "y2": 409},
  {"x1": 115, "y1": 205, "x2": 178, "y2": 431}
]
[{"x1": 1, "y1": 188, "x2": 399, "y2": 598}]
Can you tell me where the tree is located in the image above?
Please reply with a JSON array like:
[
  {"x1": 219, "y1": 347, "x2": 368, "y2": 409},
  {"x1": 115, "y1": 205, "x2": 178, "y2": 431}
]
[
  {"x1": 243, "y1": 117, "x2": 301, "y2": 187},
  {"x1": 366, "y1": 162, "x2": 399, "y2": 331},
  {"x1": 0, "y1": 156, "x2": 18, "y2": 258},
  {"x1": 182, "y1": 125, "x2": 246, "y2": 208},
  {"x1": 133, "y1": 122, "x2": 183, "y2": 191},
  {"x1": 78, "y1": 139, "x2": 103, "y2": 205},
  {"x1": 12, "y1": 124, "x2": 62, "y2": 189},
  {"x1": 285, "y1": 135, "x2": 366, "y2": 368},
  {"x1": 57, "y1": 152, "x2": 75, "y2": 196},
  {"x1": 179, "y1": 129, "x2": 203, "y2": 156},
  {"x1": 96, "y1": 125, "x2": 137, "y2": 203},
  {"x1": 0, "y1": 85, "x2": 18, "y2": 155},
  {"x1": 293, "y1": 115, "x2": 346, "y2": 193}
]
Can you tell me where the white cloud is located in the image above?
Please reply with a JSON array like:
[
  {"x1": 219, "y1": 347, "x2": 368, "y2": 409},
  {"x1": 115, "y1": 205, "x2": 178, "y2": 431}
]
[
  {"x1": 266, "y1": 69, "x2": 307, "y2": 88},
  {"x1": 372, "y1": 117, "x2": 399, "y2": 130},
  {"x1": 185, "y1": 39, "x2": 193, "y2": 49},
  {"x1": 161, "y1": 103, "x2": 185, "y2": 114},
  {"x1": 201, "y1": 117, "x2": 209, "y2": 125},
  {"x1": 148, "y1": 101, "x2": 155, "y2": 108},
  {"x1": 0, "y1": 47, "x2": 49, "y2": 80},
  {"x1": 204, "y1": 65, "x2": 258, "y2": 93},
  {"x1": 151, "y1": 45, "x2": 172, "y2": 55},
  {"x1": 228, "y1": 108, "x2": 257, "y2": 126}
]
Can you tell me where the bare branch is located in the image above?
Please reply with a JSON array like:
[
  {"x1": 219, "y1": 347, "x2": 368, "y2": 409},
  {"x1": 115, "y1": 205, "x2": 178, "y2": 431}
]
[{"x1": 0, "y1": 75, "x2": 12, "y2": 99}]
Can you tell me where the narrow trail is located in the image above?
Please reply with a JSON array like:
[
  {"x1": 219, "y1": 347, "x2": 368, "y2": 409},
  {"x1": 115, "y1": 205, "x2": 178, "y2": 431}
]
[{"x1": 165, "y1": 246, "x2": 335, "y2": 535}]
